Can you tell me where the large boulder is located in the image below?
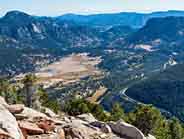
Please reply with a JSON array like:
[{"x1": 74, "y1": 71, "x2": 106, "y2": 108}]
[
  {"x1": 0, "y1": 99, "x2": 24, "y2": 139},
  {"x1": 108, "y1": 120, "x2": 145, "y2": 139}
]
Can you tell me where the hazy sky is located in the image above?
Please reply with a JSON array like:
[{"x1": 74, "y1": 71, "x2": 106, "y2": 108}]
[{"x1": 1, "y1": 0, "x2": 184, "y2": 16}]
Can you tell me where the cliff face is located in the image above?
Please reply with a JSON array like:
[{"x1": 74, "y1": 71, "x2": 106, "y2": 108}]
[{"x1": 0, "y1": 96, "x2": 155, "y2": 139}]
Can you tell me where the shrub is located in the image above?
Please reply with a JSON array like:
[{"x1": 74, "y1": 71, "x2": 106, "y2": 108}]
[{"x1": 64, "y1": 98, "x2": 110, "y2": 121}]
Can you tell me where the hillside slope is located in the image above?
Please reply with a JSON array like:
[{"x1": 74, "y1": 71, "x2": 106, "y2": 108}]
[{"x1": 126, "y1": 64, "x2": 184, "y2": 121}]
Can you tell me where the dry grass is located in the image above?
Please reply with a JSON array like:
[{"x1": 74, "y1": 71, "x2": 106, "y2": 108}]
[
  {"x1": 35, "y1": 53, "x2": 102, "y2": 87},
  {"x1": 86, "y1": 86, "x2": 107, "y2": 104}
]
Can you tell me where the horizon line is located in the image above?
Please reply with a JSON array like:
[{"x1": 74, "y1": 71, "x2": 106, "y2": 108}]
[{"x1": 1, "y1": 9, "x2": 184, "y2": 18}]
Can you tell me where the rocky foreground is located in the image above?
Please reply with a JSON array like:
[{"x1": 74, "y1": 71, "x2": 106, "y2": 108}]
[{"x1": 0, "y1": 97, "x2": 155, "y2": 139}]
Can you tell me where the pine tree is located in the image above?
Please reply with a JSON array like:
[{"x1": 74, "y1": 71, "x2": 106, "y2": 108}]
[
  {"x1": 110, "y1": 102, "x2": 125, "y2": 121},
  {"x1": 22, "y1": 74, "x2": 37, "y2": 107},
  {"x1": 0, "y1": 78, "x2": 15, "y2": 103},
  {"x1": 132, "y1": 105, "x2": 163, "y2": 136}
]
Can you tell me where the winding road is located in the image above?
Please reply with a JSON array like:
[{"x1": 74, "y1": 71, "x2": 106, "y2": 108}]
[
  {"x1": 120, "y1": 87, "x2": 142, "y2": 104},
  {"x1": 120, "y1": 87, "x2": 172, "y2": 115}
]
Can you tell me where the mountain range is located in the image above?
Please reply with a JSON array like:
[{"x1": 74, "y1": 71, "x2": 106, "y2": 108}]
[
  {"x1": 58, "y1": 10, "x2": 184, "y2": 28},
  {"x1": 1, "y1": 10, "x2": 184, "y2": 121}
]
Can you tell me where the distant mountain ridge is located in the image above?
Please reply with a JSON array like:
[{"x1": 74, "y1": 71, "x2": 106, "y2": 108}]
[
  {"x1": 0, "y1": 10, "x2": 137, "y2": 49},
  {"x1": 2, "y1": 10, "x2": 184, "y2": 29},
  {"x1": 126, "y1": 16, "x2": 184, "y2": 52},
  {"x1": 0, "y1": 10, "x2": 102, "y2": 48},
  {"x1": 58, "y1": 10, "x2": 184, "y2": 28}
]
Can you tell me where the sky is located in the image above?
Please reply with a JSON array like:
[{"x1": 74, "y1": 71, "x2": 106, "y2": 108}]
[{"x1": 1, "y1": 0, "x2": 184, "y2": 17}]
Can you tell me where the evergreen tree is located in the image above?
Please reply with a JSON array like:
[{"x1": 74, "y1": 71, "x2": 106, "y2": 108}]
[
  {"x1": 110, "y1": 102, "x2": 125, "y2": 121},
  {"x1": 0, "y1": 78, "x2": 17, "y2": 104},
  {"x1": 77, "y1": 102, "x2": 90, "y2": 114},
  {"x1": 132, "y1": 105, "x2": 163, "y2": 136},
  {"x1": 22, "y1": 74, "x2": 37, "y2": 107}
]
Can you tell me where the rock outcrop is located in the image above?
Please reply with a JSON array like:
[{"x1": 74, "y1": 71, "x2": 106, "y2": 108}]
[
  {"x1": 0, "y1": 97, "x2": 24, "y2": 139},
  {"x1": 0, "y1": 97, "x2": 156, "y2": 139}
]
